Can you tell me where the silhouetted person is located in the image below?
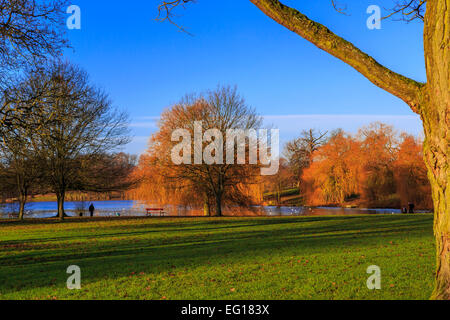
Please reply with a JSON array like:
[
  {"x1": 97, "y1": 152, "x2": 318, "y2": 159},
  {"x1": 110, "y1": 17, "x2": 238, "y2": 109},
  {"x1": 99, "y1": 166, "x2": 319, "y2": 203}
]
[
  {"x1": 408, "y1": 203, "x2": 415, "y2": 214},
  {"x1": 402, "y1": 207, "x2": 408, "y2": 214},
  {"x1": 89, "y1": 204, "x2": 95, "y2": 217}
]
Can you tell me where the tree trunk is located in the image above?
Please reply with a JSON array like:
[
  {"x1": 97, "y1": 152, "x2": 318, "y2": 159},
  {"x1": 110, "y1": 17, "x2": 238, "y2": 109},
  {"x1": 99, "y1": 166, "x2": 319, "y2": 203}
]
[
  {"x1": 424, "y1": 112, "x2": 449, "y2": 300},
  {"x1": 427, "y1": 142, "x2": 450, "y2": 300},
  {"x1": 18, "y1": 195, "x2": 25, "y2": 221},
  {"x1": 214, "y1": 193, "x2": 222, "y2": 217},
  {"x1": 203, "y1": 195, "x2": 211, "y2": 217},
  {"x1": 423, "y1": 0, "x2": 449, "y2": 300},
  {"x1": 57, "y1": 191, "x2": 65, "y2": 221}
]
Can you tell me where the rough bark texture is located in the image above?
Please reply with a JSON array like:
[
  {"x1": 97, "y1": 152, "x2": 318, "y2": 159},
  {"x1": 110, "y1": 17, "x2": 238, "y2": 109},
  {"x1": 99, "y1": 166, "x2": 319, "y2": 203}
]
[
  {"x1": 423, "y1": 0, "x2": 450, "y2": 300},
  {"x1": 249, "y1": 0, "x2": 449, "y2": 299},
  {"x1": 204, "y1": 195, "x2": 211, "y2": 216},
  {"x1": 18, "y1": 195, "x2": 25, "y2": 221},
  {"x1": 57, "y1": 192, "x2": 65, "y2": 221},
  {"x1": 215, "y1": 193, "x2": 223, "y2": 217}
]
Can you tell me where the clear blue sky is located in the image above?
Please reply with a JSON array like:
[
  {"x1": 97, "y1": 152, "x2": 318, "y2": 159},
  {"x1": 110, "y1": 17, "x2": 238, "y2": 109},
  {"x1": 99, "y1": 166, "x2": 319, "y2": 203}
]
[{"x1": 65, "y1": 0, "x2": 426, "y2": 154}]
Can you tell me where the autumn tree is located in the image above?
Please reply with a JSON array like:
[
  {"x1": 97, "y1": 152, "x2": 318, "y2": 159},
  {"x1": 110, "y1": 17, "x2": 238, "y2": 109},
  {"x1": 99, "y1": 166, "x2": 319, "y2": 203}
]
[
  {"x1": 358, "y1": 123, "x2": 398, "y2": 206},
  {"x1": 139, "y1": 86, "x2": 263, "y2": 216},
  {"x1": 157, "y1": 0, "x2": 449, "y2": 298},
  {"x1": 303, "y1": 123, "x2": 434, "y2": 210},
  {"x1": 261, "y1": 157, "x2": 292, "y2": 206},
  {"x1": 303, "y1": 131, "x2": 361, "y2": 205},
  {"x1": 285, "y1": 129, "x2": 328, "y2": 186},
  {"x1": 394, "y1": 134, "x2": 433, "y2": 209}
]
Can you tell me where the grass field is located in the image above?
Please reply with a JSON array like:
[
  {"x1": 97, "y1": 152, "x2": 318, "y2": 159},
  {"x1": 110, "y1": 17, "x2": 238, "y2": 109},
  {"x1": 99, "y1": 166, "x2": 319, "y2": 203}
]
[{"x1": 0, "y1": 215, "x2": 436, "y2": 300}]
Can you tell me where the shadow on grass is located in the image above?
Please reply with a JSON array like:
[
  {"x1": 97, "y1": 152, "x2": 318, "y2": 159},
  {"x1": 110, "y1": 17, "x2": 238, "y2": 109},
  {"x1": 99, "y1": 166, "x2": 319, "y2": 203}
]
[{"x1": 0, "y1": 215, "x2": 434, "y2": 296}]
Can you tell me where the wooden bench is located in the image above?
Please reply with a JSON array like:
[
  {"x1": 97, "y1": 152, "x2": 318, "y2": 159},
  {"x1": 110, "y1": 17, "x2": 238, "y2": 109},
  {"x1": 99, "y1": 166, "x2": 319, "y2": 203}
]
[{"x1": 146, "y1": 208, "x2": 166, "y2": 217}]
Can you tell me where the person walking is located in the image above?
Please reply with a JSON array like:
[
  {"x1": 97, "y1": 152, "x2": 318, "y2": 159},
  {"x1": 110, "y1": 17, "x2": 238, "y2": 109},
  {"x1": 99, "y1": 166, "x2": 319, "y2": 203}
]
[
  {"x1": 408, "y1": 202, "x2": 415, "y2": 214},
  {"x1": 89, "y1": 204, "x2": 95, "y2": 217}
]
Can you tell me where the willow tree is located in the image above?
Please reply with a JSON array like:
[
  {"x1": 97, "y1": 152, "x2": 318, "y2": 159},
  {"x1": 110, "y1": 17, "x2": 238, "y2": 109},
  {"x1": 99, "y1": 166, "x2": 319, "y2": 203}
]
[
  {"x1": 157, "y1": 0, "x2": 449, "y2": 299},
  {"x1": 142, "y1": 86, "x2": 262, "y2": 216}
]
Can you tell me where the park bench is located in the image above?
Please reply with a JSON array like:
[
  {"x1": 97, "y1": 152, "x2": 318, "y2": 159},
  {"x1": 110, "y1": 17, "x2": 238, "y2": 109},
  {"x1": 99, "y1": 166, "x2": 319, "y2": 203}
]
[{"x1": 146, "y1": 208, "x2": 166, "y2": 217}]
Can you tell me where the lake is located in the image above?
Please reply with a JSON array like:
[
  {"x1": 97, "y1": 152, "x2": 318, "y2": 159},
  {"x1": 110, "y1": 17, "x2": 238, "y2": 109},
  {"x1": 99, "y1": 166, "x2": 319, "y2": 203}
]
[{"x1": 0, "y1": 200, "x2": 428, "y2": 219}]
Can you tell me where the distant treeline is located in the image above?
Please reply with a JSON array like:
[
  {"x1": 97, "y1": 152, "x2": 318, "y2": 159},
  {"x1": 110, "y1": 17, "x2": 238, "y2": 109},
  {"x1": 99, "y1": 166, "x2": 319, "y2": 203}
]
[
  {"x1": 271, "y1": 123, "x2": 432, "y2": 210},
  {"x1": 129, "y1": 87, "x2": 432, "y2": 213}
]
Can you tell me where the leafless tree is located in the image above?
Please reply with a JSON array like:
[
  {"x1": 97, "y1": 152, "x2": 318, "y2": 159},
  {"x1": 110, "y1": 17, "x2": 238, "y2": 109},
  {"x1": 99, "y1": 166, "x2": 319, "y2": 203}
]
[
  {"x1": 0, "y1": 0, "x2": 68, "y2": 130},
  {"x1": 0, "y1": 0, "x2": 68, "y2": 81},
  {"x1": 74, "y1": 153, "x2": 138, "y2": 195},
  {"x1": 12, "y1": 61, "x2": 130, "y2": 220},
  {"x1": 0, "y1": 134, "x2": 43, "y2": 220},
  {"x1": 285, "y1": 129, "x2": 328, "y2": 184}
]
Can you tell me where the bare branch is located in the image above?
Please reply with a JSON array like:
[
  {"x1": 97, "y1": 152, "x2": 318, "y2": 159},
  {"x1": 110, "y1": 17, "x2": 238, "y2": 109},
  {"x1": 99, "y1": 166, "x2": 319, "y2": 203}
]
[
  {"x1": 249, "y1": 0, "x2": 424, "y2": 113},
  {"x1": 383, "y1": 0, "x2": 427, "y2": 22},
  {"x1": 155, "y1": 0, "x2": 195, "y2": 34},
  {"x1": 330, "y1": 0, "x2": 349, "y2": 15}
]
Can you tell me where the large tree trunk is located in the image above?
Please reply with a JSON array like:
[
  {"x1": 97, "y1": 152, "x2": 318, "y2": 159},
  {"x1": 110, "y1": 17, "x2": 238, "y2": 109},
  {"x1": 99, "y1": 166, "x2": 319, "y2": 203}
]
[
  {"x1": 426, "y1": 124, "x2": 450, "y2": 300},
  {"x1": 423, "y1": 0, "x2": 450, "y2": 300},
  {"x1": 18, "y1": 194, "x2": 26, "y2": 221},
  {"x1": 214, "y1": 193, "x2": 223, "y2": 217},
  {"x1": 56, "y1": 191, "x2": 65, "y2": 221},
  {"x1": 203, "y1": 194, "x2": 211, "y2": 217}
]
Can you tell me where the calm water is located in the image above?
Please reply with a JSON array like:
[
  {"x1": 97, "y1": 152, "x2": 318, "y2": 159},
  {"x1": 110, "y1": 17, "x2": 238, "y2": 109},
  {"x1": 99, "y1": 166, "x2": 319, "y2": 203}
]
[{"x1": 0, "y1": 200, "x2": 428, "y2": 219}]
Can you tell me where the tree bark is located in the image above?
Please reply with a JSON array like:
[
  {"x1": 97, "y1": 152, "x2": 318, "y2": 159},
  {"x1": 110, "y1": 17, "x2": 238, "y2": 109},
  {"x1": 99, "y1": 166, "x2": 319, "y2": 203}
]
[
  {"x1": 56, "y1": 191, "x2": 65, "y2": 221},
  {"x1": 423, "y1": 0, "x2": 450, "y2": 300},
  {"x1": 203, "y1": 194, "x2": 211, "y2": 216},
  {"x1": 18, "y1": 194, "x2": 26, "y2": 221},
  {"x1": 426, "y1": 121, "x2": 450, "y2": 300},
  {"x1": 215, "y1": 193, "x2": 223, "y2": 217}
]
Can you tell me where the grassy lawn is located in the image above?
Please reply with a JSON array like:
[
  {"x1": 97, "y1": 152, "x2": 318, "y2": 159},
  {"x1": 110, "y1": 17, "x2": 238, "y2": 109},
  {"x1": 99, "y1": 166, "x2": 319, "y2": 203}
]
[{"x1": 0, "y1": 215, "x2": 436, "y2": 300}]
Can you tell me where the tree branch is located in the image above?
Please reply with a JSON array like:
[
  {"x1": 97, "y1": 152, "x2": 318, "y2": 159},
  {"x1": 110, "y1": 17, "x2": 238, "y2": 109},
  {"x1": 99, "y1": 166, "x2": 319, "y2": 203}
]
[{"x1": 249, "y1": 0, "x2": 424, "y2": 113}]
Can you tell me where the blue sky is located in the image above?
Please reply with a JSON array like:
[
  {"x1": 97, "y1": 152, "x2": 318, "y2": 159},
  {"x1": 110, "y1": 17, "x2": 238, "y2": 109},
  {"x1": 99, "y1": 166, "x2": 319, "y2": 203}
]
[{"x1": 65, "y1": 0, "x2": 426, "y2": 154}]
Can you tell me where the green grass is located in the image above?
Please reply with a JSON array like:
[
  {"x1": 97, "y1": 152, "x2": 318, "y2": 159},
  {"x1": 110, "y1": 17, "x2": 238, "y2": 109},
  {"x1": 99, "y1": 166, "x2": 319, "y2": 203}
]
[{"x1": 0, "y1": 215, "x2": 436, "y2": 300}]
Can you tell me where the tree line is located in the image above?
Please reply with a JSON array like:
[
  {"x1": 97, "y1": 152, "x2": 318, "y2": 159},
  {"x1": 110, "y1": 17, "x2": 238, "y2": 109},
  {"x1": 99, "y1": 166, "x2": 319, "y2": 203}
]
[
  {"x1": 284, "y1": 124, "x2": 432, "y2": 210},
  {"x1": 131, "y1": 88, "x2": 432, "y2": 215}
]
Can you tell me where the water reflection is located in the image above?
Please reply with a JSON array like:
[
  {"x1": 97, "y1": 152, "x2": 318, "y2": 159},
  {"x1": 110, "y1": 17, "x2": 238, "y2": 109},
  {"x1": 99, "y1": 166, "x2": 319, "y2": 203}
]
[{"x1": 0, "y1": 200, "x2": 429, "y2": 219}]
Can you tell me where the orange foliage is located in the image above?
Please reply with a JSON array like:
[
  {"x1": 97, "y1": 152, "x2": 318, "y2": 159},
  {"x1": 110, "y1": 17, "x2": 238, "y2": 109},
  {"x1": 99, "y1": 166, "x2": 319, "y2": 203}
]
[
  {"x1": 302, "y1": 123, "x2": 432, "y2": 210},
  {"x1": 303, "y1": 131, "x2": 361, "y2": 205},
  {"x1": 394, "y1": 134, "x2": 432, "y2": 209}
]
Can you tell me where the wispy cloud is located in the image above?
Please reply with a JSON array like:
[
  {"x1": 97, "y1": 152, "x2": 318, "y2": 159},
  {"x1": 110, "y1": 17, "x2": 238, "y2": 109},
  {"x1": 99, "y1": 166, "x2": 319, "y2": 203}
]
[
  {"x1": 126, "y1": 114, "x2": 423, "y2": 155},
  {"x1": 263, "y1": 114, "x2": 419, "y2": 121},
  {"x1": 129, "y1": 122, "x2": 158, "y2": 129},
  {"x1": 263, "y1": 114, "x2": 423, "y2": 139}
]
